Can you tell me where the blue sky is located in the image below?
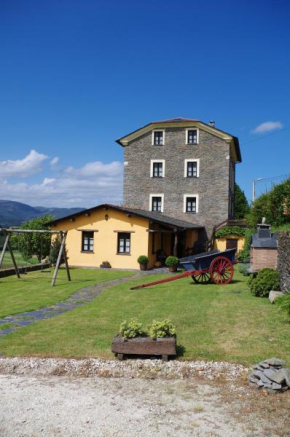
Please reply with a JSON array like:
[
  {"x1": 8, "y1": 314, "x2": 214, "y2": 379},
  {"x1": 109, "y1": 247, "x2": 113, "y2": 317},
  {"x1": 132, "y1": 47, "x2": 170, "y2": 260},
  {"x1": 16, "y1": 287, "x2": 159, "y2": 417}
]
[{"x1": 0, "y1": 0, "x2": 289, "y2": 207}]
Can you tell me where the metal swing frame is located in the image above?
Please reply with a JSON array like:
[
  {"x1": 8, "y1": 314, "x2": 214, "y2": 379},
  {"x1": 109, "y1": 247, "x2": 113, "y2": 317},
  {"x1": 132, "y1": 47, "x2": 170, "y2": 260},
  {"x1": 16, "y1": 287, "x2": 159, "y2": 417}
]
[{"x1": 0, "y1": 228, "x2": 71, "y2": 286}]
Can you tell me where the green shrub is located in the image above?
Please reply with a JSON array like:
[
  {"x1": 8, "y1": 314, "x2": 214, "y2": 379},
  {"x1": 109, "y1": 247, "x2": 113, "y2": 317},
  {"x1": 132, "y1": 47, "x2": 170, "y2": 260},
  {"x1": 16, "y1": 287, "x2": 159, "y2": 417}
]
[
  {"x1": 49, "y1": 237, "x2": 68, "y2": 265},
  {"x1": 215, "y1": 226, "x2": 247, "y2": 238},
  {"x1": 100, "y1": 261, "x2": 111, "y2": 268},
  {"x1": 137, "y1": 255, "x2": 149, "y2": 265},
  {"x1": 276, "y1": 292, "x2": 290, "y2": 317},
  {"x1": 119, "y1": 319, "x2": 146, "y2": 339},
  {"x1": 238, "y1": 263, "x2": 250, "y2": 276},
  {"x1": 238, "y1": 228, "x2": 254, "y2": 262},
  {"x1": 248, "y1": 268, "x2": 280, "y2": 297},
  {"x1": 165, "y1": 256, "x2": 179, "y2": 267},
  {"x1": 148, "y1": 319, "x2": 176, "y2": 339}
]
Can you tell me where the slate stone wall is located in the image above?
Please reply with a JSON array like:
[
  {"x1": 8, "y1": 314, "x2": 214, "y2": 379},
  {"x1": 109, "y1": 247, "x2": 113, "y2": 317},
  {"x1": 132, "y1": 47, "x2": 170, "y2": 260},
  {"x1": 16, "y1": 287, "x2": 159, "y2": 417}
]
[
  {"x1": 123, "y1": 127, "x2": 233, "y2": 239},
  {"x1": 0, "y1": 263, "x2": 50, "y2": 278},
  {"x1": 277, "y1": 232, "x2": 290, "y2": 292}
]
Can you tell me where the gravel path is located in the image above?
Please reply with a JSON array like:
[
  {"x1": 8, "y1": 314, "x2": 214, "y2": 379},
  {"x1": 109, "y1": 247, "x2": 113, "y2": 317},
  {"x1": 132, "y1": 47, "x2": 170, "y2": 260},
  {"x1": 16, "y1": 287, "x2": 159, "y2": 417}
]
[{"x1": 0, "y1": 358, "x2": 290, "y2": 436}]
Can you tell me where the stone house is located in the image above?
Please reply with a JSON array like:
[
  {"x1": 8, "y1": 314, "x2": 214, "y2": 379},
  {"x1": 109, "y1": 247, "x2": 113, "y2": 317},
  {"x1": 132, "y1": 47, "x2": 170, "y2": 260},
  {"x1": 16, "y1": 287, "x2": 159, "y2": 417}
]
[
  {"x1": 50, "y1": 118, "x2": 241, "y2": 269},
  {"x1": 118, "y1": 118, "x2": 241, "y2": 241}
]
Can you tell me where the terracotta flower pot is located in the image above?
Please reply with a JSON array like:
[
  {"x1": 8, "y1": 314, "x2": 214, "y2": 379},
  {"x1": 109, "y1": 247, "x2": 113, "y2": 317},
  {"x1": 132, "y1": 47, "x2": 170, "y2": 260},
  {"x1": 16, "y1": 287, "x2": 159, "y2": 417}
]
[
  {"x1": 139, "y1": 263, "x2": 148, "y2": 271},
  {"x1": 169, "y1": 265, "x2": 177, "y2": 272}
]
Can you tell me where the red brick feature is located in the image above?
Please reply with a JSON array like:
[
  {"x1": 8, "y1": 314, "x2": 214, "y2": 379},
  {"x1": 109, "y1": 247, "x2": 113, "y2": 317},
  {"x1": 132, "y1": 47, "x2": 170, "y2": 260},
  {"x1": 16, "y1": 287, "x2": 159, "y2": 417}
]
[{"x1": 251, "y1": 247, "x2": 277, "y2": 271}]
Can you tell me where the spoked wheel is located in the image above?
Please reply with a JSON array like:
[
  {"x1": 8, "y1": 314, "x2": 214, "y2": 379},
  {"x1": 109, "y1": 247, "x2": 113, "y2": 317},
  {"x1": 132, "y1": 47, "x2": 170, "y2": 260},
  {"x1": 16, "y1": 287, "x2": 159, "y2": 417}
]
[
  {"x1": 210, "y1": 256, "x2": 234, "y2": 285},
  {"x1": 192, "y1": 271, "x2": 211, "y2": 284}
]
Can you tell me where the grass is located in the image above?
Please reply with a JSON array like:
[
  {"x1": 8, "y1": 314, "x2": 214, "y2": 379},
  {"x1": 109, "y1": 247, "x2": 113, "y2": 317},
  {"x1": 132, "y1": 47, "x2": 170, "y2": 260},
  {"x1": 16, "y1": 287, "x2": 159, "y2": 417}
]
[
  {"x1": 0, "y1": 323, "x2": 15, "y2": 331},
  {"x1": 0, "y1": 268, "x2": 134, "y2": 318},
  {"x1": 0, "y1": 267, "x2": 289, "y2": 366},
  {"x1": 0, "y1": 250, "x2": 37, "y2": 269}
]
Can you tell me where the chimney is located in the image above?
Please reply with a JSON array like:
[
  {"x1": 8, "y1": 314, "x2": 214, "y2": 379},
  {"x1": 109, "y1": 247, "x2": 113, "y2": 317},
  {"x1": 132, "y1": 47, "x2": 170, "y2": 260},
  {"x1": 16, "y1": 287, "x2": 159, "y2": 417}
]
[{"x1": 209, "y1": 120, "x2": 215, "y2": 127}]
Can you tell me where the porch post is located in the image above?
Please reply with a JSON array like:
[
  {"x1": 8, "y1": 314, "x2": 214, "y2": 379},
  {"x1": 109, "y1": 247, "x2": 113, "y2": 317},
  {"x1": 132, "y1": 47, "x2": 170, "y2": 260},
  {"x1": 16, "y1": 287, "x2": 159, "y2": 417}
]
[{"x1": 173, "y1": 229, "x2": 178, "y2": 257}]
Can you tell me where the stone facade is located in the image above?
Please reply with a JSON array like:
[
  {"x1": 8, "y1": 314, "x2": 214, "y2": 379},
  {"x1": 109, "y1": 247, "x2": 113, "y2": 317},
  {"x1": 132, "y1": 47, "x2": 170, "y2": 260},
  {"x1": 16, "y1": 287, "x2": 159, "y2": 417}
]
[
  {"x1": 277, "y1": 232, "x2": 290, "y2": 293},
  {"x1": 123, "y1": 126, "x2": 235, "y2": 239}
]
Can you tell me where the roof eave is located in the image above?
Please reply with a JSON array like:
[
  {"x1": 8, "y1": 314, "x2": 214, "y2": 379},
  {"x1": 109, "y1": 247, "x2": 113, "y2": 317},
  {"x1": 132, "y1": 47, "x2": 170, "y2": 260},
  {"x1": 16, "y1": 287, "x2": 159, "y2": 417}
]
[{"x1": 49, "y1": 203, "x2": 203, "y2": 231}]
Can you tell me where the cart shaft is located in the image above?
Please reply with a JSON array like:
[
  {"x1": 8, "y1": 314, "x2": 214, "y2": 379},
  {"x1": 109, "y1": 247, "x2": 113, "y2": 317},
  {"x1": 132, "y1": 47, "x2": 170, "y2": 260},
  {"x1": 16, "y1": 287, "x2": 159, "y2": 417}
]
[{"x1": 130, "y1": 270, "x2": 198, "y2": 290}]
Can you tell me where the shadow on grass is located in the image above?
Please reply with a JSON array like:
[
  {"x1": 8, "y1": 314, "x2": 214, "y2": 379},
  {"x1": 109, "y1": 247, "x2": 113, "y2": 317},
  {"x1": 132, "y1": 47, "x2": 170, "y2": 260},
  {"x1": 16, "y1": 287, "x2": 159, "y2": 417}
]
[{"x1": 176, "y1": 344, "x2": 186, "y2": 357}]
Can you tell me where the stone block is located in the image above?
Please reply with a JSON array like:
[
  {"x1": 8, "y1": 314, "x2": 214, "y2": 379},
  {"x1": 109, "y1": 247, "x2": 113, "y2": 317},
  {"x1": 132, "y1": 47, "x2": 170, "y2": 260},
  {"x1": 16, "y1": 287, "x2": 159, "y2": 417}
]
[
  {"x1": 265, "y1": 369, "x2": 286, "y2": 385},
  {"x1": 266, "y1": 358, "x2": 286, "y2": 367},
  {"x1": 269, "y1": 290, "x2": 284, "y2": 304},
  {"x1": 282, "y1": 368, "x2": 290, "y2": 387}
]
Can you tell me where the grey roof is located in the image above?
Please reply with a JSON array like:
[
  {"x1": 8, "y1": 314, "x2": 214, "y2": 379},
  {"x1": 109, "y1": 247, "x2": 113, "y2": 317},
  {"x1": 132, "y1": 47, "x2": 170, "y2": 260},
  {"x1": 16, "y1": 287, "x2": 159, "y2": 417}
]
[
  {"x1": 251, "y1": 232, "x2": 278, "y2": 248},
  {"x1": 49, "y1": 203, "x2": 204, "y2": 231}
]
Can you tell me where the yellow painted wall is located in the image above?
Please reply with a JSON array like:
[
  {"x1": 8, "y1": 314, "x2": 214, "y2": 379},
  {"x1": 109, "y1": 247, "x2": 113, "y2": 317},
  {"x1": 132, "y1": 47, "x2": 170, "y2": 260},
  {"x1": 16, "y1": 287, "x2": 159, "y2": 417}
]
[
  {"x1": 52, "y1": 208, "x2": 150, "y2": 269},
  {"x1": 213, "y1": 234, "x2": 245, "y2": 253},
  {"x1": 185, "y1": 230, "x2": 198, "y2": 249}
]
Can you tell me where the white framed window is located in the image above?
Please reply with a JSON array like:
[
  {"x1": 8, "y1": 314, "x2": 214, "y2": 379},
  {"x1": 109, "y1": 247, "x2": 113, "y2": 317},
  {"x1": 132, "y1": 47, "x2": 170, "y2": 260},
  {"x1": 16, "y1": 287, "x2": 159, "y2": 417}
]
[
  {"x1": 184, "y1": 159, "x2": 200, "y2": 178},
  {"x1": 117, "y1": 232, "x2": 131, "y2": 254},
  {"x1": 183, "y1": 194, "x2": 199, "y2": 213},
  {"x1": 150, "y1": 159, "x2": 165, "y2": 177},
  {"x1": 149, "y1": 194, "x2": 164, "y2": 212},
  {"x1": 186, "y1": 128, "x2": 199, "y2": 145},
  {"x1": 152, "y1": 130, "x2": 165, "y2": 146},
  {"x1": 82, "y1": 231, "x2": 94, "y2": 252}
]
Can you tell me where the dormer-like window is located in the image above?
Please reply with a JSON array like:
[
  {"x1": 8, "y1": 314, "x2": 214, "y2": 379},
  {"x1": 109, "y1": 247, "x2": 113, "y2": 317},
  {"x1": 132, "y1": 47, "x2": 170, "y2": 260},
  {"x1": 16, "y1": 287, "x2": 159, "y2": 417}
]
[
  {"x1": 152, "y1": 130, "x2": 164, "y2": 145},
  {"x1": 186, "y1": 129, "x2": 199, "y2": 145}
]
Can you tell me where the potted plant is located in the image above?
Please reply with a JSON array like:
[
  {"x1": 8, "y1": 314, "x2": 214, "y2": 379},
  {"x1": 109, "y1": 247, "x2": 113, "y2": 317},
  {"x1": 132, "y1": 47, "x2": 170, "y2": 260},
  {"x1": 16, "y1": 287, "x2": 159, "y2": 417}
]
[
  {"x1": 111, "y1": 318, "x2": 177, "y2": 361},
  {"x1": 165, "y1": 256, "x2": 179, "y2": 272},
  {"x1": 100, "y1": 261, "x2": 111, "y2": 268},
  {"x1": 137, "y1": 255, "x2": 149, "y2": 271}
]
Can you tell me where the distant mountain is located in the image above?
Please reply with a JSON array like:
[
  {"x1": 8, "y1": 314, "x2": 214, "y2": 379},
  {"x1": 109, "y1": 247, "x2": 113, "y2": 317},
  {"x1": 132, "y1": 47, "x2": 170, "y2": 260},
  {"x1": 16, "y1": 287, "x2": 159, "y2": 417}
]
[
  {"x1": 0, "y1": 200, "x2": 85, "y2": 227},
  {"x1": 34, "y1": 206, "x2": 85, "y2": 219}
]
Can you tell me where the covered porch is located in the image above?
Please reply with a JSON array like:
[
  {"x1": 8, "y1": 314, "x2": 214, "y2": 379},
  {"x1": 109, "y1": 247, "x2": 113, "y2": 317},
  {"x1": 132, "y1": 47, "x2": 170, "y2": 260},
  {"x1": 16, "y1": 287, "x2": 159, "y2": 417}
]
[{"x1": 147, "y1": 222, "x2": 204, "y2": 267}]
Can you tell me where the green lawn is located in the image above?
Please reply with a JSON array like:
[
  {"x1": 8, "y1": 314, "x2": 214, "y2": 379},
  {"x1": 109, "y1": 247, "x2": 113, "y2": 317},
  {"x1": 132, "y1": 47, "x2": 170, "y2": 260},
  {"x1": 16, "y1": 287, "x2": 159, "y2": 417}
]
[
  {"x1": 0, "y1": 250, "x2": 37, "y2": 269},
  {"x1": 0, "y1": 267, "x2": 289, "y2": 366},
  {"x1": 0, "y1": 268, "x2": 134, "y2": 318}
]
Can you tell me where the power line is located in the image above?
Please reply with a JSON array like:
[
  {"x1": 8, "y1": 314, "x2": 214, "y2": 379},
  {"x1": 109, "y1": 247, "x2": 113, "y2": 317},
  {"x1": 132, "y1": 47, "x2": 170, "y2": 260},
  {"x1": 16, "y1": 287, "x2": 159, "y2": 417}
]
[
  {"x1": 240, "y1": 126, "x2": 290, "y2": 146},
  {"x1": 255, "y1": 173, "x2": 290, "y2": 183}
]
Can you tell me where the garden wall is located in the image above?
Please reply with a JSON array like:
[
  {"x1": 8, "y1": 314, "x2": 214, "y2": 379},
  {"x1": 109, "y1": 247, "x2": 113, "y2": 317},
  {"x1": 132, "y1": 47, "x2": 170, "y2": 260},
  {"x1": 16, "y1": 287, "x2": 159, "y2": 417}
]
[
  {"x1": 0, "y1": 263, "x2": 51, "y2": 278},
  {"x1": 277, "y1": 232, "x2": 290, "y2": 293}
]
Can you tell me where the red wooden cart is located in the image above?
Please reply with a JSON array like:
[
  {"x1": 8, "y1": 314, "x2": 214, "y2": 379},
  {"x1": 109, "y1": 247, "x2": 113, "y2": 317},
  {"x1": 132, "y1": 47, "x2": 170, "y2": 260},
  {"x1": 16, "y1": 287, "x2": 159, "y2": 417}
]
[{"x1": 131, "y1": 248, "x2": 236, "y2": 290}]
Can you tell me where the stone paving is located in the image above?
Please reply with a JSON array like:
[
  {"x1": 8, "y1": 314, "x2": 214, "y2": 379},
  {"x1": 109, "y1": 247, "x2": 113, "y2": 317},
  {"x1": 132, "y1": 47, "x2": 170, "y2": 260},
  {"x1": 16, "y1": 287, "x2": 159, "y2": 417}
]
[{"x1": 0, "y1": 268, "x2": 173, "y2": 338}]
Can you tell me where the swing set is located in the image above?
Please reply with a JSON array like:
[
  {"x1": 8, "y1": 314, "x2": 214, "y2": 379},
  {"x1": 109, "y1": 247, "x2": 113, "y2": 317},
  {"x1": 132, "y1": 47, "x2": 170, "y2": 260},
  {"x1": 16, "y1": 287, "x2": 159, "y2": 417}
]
[{"x1": 0, "y1": 228, "x2": 71, "y2": 286}]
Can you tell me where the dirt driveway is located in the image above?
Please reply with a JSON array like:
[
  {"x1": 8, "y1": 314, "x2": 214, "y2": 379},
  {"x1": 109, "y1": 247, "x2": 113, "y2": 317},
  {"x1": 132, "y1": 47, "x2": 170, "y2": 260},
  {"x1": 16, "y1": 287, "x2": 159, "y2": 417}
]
[
  {"x1": 1, "y1": 370, "x2": 290, "y2": 436},
  {"x1": 0, "y1": 358, "x2": 290, "y2": 437}
]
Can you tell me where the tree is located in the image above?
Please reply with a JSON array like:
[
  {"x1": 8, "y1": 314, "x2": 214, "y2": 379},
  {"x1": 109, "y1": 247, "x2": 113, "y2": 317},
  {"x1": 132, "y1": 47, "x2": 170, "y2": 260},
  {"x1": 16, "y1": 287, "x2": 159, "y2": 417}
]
[
  {"x1": 248, "y1": 177, "x2": 290, "y2": 228},
  {"x1": 234, "y1": 183, "x2": 250, "y2": 219},
  {"x1": 49, "y1": 236, "x2": 68, "y2": 265},
  {"x1": 14, "y1": 214, "x2": 54, "y2": 262}
]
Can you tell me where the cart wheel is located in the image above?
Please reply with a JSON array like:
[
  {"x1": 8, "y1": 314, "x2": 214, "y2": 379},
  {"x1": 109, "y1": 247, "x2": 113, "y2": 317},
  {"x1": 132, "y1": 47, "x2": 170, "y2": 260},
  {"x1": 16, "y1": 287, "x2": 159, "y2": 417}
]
[
  {"x1": 210, "y1": 256, "x2": 234, "y2": 285},
  {"x1": 192, "y1": 271, "x2": 211, "y2": 284},
  {"x1": 117, "y1": 353, "x2": 124, "y2": 361}
]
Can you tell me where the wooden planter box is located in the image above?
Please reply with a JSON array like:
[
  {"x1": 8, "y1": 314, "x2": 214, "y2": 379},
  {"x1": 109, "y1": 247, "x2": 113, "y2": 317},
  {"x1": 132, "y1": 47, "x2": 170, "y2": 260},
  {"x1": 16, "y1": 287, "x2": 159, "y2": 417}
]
[{"x1": 111, "y1": 335, "x2": 176, "y2": 361}]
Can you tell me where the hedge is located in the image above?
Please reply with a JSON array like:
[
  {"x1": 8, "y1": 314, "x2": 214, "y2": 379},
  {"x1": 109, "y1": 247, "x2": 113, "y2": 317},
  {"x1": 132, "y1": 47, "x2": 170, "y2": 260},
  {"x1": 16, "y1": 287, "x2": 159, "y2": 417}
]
[{"x1": 215, "y1": 226, "x2": 247, "y2": 238}]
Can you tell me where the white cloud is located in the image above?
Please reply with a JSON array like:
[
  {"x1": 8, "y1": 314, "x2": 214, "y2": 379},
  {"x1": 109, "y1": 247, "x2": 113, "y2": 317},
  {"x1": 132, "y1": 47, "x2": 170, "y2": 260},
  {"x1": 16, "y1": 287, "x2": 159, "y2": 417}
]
[
  {"x1": 50, "y1": 157, "x2": 59, "y2": 167},
  {"x1": 0, "y1": 150, "x2": 48, "y2": 178},
  {"x1": 0, "y1": 159, "x2": 124, "y2": 208},
  {"x1": 252, "y1": 121, "x2": 283, "y2": 134},
  {"x1": 65, "y1": 161, "x2": 122, "y2": 177}
]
